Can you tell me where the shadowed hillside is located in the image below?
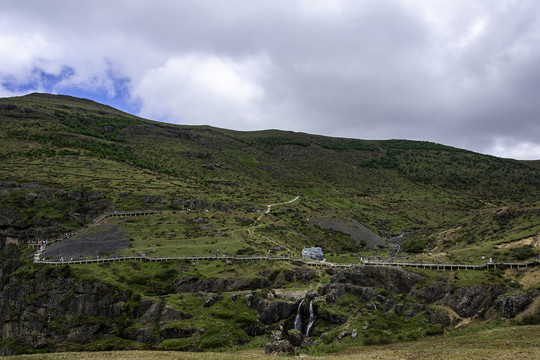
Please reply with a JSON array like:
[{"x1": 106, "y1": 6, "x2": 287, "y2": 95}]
[{"x1": 1, "y1": 93, "x2": 539, "y2": 356}]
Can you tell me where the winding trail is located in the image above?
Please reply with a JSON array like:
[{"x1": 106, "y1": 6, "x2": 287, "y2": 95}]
[
  {"x1": 29, "y1": 195, "x2": 540, "y2": 271},
  {"x1": 258, "y1": 195, "x2": 300, "y2": 220}
]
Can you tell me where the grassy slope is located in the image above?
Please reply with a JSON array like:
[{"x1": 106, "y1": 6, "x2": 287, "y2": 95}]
[
  {"x1": 2, "y1": 93, "x2": 540, "y2": 355},
  {"x1": 6, "y1": 325, "x2": 540, "y2": 359},
  {"x1": 2, "y1": 93, "x2": 538, "y2": 258}
]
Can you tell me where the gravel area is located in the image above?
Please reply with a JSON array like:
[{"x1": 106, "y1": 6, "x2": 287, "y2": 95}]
[{"x1": 41, "y1": 223, "x2": 130, "y2": 260}]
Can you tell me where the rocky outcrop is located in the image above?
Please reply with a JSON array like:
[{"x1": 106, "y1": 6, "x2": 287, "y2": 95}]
[
  {"x1": 323, "y1": 266, "x2": 422, "y2": 295},
  {"x1": 264, "y1": 340, "x2": 294, "y2": 354},
  {"x1": 442, "y1": 284, "x2": 507, "y2": 318},
  {"x1": 251, "y1": 298, "x2": 297, "y2": 325},
  {"x1": 413, "y1": 279, "x2": 454, "y2": 304},
  {"x1": 174, "y1": 275, "x2": 270, "y2": 293},
  {"x1": 0, "y1": 266, "x2": 130, "y2": 350},
  {"x1": 175, "y1": 267, "x2": 315, "y2": 294},
  {"x1": 496, "y1": 291, "x2": 537, "y2": 318}
]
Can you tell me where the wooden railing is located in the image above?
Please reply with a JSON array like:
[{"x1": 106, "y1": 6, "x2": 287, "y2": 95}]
[{"x1": 34, "y1": 254, "x2": 540, "y2": 270}]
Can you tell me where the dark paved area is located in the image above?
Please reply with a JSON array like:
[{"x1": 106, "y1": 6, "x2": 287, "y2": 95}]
[{"x1": 41, "y1": 223, "x2": 130, "y2": 260}]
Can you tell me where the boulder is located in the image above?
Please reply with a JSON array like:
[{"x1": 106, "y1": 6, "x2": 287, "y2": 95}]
[
  {"x1": 253, "y1": 298, "x2": 297, "y2": 325},
  {"x1": 496, "y1": 291, "x2": 536, "y2": 318},
  {"x1": 288, "y1": 330, "x2": 303, "y2": 346},
  {"x1": 264, "y1": 340, "x2": 294, "y2": 354}
]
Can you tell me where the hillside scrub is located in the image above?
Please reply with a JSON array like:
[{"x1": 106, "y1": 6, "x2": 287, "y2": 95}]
[{"x1": 1, "y1": 94, "x2": 540, "y2": 356}]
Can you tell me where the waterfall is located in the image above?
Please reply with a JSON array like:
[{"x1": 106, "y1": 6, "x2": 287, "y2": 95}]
[
  {"x1": 305, "y1": 300, "x2": 316, "y2": 336},
  {"x1": 294, "y1": 299, "x2": 304, "y2": 331}
]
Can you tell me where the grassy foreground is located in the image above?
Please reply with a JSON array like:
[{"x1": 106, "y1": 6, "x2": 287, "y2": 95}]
[{"x1": 7, "y1": 325, "x2": 539, "y2": 360}]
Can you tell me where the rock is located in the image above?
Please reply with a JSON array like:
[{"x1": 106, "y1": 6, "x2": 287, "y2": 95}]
[
  {"x1": 362, "y1": 322, "x2": 369, "y2": 330},
  {"x1": 445, "y1": 284, "x2": 507, "y2": 318},
  {"x1": 159, "y1": 326, "x2": 197, "y2": 341},
  {"x1": 325, "y1": 283, "x2": 345, "y2": 302},
  {"x1": 204, "y1": 297, "x2": 215, "y2": 308},
  {"x1": 24, "y1": 192, "x2": 39, "y2": 201},
  {"x1": 395, "y1": 303, "x2": 404, "y2": 314},
  {"x1": 346, "y1": 285, "x2": 376, "y2": 301},
  {"x1": 288, "y1": 330, "x2": 303, "y2": 346},
  {"x1": 425, "y1": 308, "x2": 451, "y2": 326},
  {"x1": 142, "y1": 195, "x2": 156, "y2": 203},
  {"x1": 160, "y1": 305, "x2": 191, "y2": 324},
  {"x1": 414, "y1": 280, "x2": 454, "y2": 304},
  {"x1": 103, "y1": 125, "x2": 115, "y2": 133},
  {"x1": 264, "y1": 340, "x2": 294, "y2": 354},
  {"x1": 405, "y1": 309, "x2": 416, "y2": 318},
  {"x1": 496, "y1": 291, "x2": 535, "y2": 318},
  {"x1": 253, "y1": 298, "x2": 297, "y2": 325},
  {"x1": 85, "y1": 191, "x2": 103, "y2": 201},
  {"x1": 351, "y1": 329, "x2": 358, "y2": 339},
  {"x1": 270, "y1": 330, "x2": 283, "y2": 341},
  {"x1": 338, "y1": 330, "x2": 350, "y2": 340},
  {"x1": 324, "y1": 267, "x2": 422, "y2": 295},
  {"x1": 67, "y1": 191, "x2": 82, "y2": 200},
  {"x1": 384, "y1": 299, "x2": 395, "y2": 310}
]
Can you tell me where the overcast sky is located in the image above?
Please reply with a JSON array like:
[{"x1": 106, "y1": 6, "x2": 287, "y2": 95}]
[{"x1": 1, "y1": 0, "x2": 540, "y2": 160}]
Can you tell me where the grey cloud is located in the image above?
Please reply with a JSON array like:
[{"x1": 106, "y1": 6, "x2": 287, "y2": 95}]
[{"x1": 1, "y1": 0, "x2": 540, "y2": 159}]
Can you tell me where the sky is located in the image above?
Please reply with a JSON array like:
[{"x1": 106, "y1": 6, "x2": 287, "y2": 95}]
[{"x1": 1, "y1": 0, "x2": 540, "y2": 160}]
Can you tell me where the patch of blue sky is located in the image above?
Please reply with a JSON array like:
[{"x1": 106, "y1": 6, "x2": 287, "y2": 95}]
[
  {"x1": 1, "y1": 65, "x2": 75, "y2": 93},
  {"x1": 1, "y1": 64, "x2": 140, "y2": 116}
]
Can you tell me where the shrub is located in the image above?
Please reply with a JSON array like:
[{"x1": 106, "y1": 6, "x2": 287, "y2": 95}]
[
  {"x1": 512, "y1": 245, "x2": 536, "y2": 260},
  {"x1": 158, "y1": 338, "x2": 191, "y2": 350}
]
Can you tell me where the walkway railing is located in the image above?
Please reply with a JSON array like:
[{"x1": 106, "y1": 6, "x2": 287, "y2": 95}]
[
  {"x1": 34, "y1": 254, "x2": 540, "y2": 270},
  {"x1": 28, "y1": 205, "x2": 539, "y2": 271}
]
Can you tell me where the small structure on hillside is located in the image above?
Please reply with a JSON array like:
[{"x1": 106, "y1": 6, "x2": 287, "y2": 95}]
[{"x1": 302, "y1": 246, "x2": 324, "y2": 261}]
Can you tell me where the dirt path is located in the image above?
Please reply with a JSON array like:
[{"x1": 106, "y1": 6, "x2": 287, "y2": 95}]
[{"x1": 257, "y1": 195, "x2": 300, "y2": 220}]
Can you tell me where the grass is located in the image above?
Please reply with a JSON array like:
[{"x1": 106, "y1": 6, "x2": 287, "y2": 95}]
[
  {"x1": 2, "y1": 93, "x2": 540, "y2": 356},
  {"x1": 5, "y1": 325, "x2": 539, "y2": 359}
]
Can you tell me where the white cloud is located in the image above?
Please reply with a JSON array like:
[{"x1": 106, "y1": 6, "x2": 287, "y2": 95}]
[
  {"x1": 491, "y1": 139, "x2": 540, "y2": 160},
  {"x1": 133, "y1": 54, "x2": 268, "y2": 129},
  {"x1": 1, "y1": 0, "x2": 540, "y2": 159}
]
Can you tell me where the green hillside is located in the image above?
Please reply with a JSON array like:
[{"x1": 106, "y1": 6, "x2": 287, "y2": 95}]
[
  {"x1": 1, "y1": 93, "x2": 539, "y2": 356},
  {"x1": 1, "y1": 93, "x2": 538, "y2": 255}
]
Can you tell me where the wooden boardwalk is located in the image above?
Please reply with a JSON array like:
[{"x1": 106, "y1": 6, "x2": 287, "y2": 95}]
[
  {"x1": 34, "y1": 253, "x2": 540, "y2": 271},
  {"x1": 29, "y1": 206, "x2": 540, "y2": 271}
]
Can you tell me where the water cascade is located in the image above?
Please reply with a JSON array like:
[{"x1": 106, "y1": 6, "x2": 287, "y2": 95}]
[
  {"x1": 294, "y1": 299, "x2": 304, "y2": 331},
  {"x1": 305, "y1": 300, "x2": 316, "y2": 336}
]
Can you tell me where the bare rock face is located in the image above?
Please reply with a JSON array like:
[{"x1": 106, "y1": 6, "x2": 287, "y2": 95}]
[
  {"x1": 425, "y1": 308, "x2": 451, "y2": 326},
  {"x1": 324, "y1": 266, "x2": 422, "y2": 296},
  {"x1": 252, "y1": 298, "x2": 297, "y2": 325},
  {"x1": 310, "y1": 216, "x2": 386, "y2": 249},
  {"x1": 413, "y1": 280, "x2": 454, "y2": 304},
  {"x1": 442, "y1": 284, "x2": 507, "y2": 318},
  {"x1": 496, "y1": 291, "x2": 537, "y2": 318}
]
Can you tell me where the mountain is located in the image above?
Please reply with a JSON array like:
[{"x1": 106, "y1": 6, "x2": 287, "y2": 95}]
[{"x1": 0, "y1": 93, "x2": 539, "y2": 355}]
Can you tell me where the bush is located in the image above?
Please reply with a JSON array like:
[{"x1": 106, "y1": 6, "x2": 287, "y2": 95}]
[
  {"x1": 512, "y1": 245, "x2": 536, "y2": 260},
  {"x1": 516, "y1": 313, "x2": 540, "y2": 325},
  {"x1": 158, "y1": 338, "x2": 191, "y2": 350}
]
